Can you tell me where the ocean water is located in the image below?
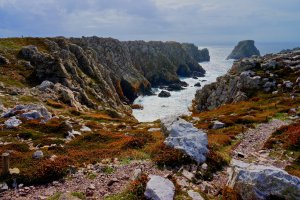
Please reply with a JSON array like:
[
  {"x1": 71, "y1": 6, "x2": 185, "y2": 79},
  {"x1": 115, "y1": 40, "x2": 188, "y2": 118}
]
[
  {"x1": 132, "y1": 43, "x2": 300, "y2": 122},
  {"x1": 132, "y1": 46, "x2": 234, "y2": 122}
]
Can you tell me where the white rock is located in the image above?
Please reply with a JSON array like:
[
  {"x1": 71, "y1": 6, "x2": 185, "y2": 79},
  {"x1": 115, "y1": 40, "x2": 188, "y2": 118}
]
[
  {"x1": 80, "y1": 126, "x2": 92, "y2": 132},
  {"x1": 4, "y1": 116, "x2": 22, "y2": 128},
  {"x1": 21, "y1": 110, "x2": 43, "y2": 120},
  {"x1": 182, "y1": 170, "x2": 195, "y2": 181},
  {"x1": 161, "y1": 117, "x2": 208, "y2": 164},
  {"x1": 187, "y1": 190, "x2": 204, "y2": 200},
  {"x1": 131, "y1": 168, "x2": 142, "y2": 181},
  {"x1": 212, "y1": 120, "x2": 225, "y2": 129},
  {"x1": 148, "y1": 128, "x2": 161, "y2": 132},
  {"x1": 144, "y1": 175, "x2": 175, "y2": 200},
  {"x1": 227, "y1": 159, "x2": 300, "y2": 200}
]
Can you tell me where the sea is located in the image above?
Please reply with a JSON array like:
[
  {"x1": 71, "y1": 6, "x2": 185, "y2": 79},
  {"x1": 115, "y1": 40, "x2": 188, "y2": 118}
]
[{"x1": 132, "y1": 42, "x2": 300, "y2": 122}]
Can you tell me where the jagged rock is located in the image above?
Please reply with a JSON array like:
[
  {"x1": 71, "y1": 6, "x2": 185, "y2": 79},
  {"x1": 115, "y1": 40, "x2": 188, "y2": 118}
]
[
  {"x1": 32, "y1": 150, "x2": 44, "y2": 159},
  {"x1": 182, "y1": 170, "x2": 195, "y2": 181},
  {"x1": 158, "y1": 90, "x2": 171, "y2": 98},
  {"x1": 187, "y1": 190, "x2": 204, "y2": 200},
  {"x1": 144, "y1": 175, "x2": 175, "y2": 200},
  {"x1": 167, "y1": 83, "x2": 184, "y2": 91},
  {"x1": 212, "y1": 121, "x2": 225, "y2": 129},
  {"x1": 227, "y1": 40, "x2": 260, "y2": 60},
  {"x1": 161, "y1": 117, "x2": 208, "y2": 164},
  {"x1": 4, "y1": 116, "x2": 22, "y2": 128},
  {"x1": 227, "y1": 159, "x2": 300, "y2": 200},
  {"x1": 0, "y1": 55, "x2": 10, "y2": 65}
]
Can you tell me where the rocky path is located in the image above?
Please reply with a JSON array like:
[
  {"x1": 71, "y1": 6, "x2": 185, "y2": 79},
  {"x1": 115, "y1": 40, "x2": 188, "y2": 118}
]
[
  {"x1": 199, "y1": 119, "x2": 292, "y2": 196},
  {"x1": 1, "y1": 160, "x2": 171, "y2": 200}
]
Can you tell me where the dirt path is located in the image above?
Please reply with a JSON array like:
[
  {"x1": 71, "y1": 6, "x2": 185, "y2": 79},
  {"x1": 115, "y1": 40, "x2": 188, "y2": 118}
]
[
  {"x1": 199, "y1": 119, "x2": 291, "y2": 196},
  {"x1": 1, "y1": 160, "x2": 171, "y2": 200}
]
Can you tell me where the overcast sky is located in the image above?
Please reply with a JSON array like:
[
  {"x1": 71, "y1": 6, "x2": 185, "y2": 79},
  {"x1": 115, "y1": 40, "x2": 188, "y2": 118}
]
[{"x1": 0, "y1": 0, "x2": 299, "y2": 44}]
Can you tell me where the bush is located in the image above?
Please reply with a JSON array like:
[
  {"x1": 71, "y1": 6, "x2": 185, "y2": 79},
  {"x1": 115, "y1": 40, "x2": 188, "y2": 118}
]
[{"x1": 151, "y1": 143, "x2": 193, "y2": 167}]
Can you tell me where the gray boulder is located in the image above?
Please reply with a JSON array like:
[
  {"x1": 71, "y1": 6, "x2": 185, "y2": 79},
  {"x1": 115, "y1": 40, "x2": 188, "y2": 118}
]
[
  {"x1": 161, "y1": 117, "x2": 208, "y2": 164},
  {"x1": 4, "y1": 116, "x2": 22, "y2": 128},
  {"x1": 227, "y1": 40, "x2": 260, "y2": 60},
  {"x1": 32, "y1": 150, "x2": 44, "y2": 159},
  {"x1": 188, "y1": 190, "x2": 204, "y2": 200},
  {"x1": 38, "y1": 80, "x2": 54, "y2": 91},
  {"x1": 144, "y1": 175, "x2": 175, "y2": 200},
  {"x1": 227, "y1": 159, "x2": 300, "y2": 200}
]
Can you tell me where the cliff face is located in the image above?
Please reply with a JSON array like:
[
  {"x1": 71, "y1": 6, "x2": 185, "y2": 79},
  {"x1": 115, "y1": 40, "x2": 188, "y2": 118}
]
[
  {"x1": 181, "y1": 43, "x2": 210, "y2": 63},
  {"x1": 0, "y1": 37, "x2": 206, "y2": 115},
  {"x1": 125, "y1": 41, "x2": 205, "y2": 86},
  {"x1": 227, "y1": 40, "x2": 260, "y2": 60},
  {"x1": 194, "y1": 48, "x2": 300, "y2": 112}
]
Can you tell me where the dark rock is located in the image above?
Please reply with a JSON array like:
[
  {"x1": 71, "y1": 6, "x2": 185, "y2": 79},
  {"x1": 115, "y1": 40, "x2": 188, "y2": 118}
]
[
  {"x1": 227, "y1": 40, "x2": 260, "y2": 60},
  {"x1": 0, "y1": 55, "x2": 10, "y2": 65},
  {"x1": 158, "y1": 90, "x2": 171, "y2": 98},
  {"x1": 167, "y1": 83, "x2": 184, "y2": 91},
  {"x1": 193, "y1": 76, "x2": 198, "y2": 79},
  {"x1": 194, "y1": 82, "x2": 201, "y2": 87}
]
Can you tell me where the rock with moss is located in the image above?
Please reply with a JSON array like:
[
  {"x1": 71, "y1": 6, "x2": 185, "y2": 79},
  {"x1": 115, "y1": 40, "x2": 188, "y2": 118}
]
[
  {"x1": 227, "y1": 159, "x2": 300, "y2": 200},
  {"x1": 227, "y1": 40, "x2": 260, "y2": 60}
]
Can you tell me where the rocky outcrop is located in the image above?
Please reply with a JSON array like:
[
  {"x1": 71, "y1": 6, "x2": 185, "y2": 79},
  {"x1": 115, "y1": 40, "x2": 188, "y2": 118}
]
[
  {"x1": 194, "y1": 48, "x2": 300, "y2": 112},
  {"x1": 227, "y1": 40, "x2": 260, "y2": 60},
  {"x1": 144, "y1": 175, "x2": 175, "y2": 200},
  {"x1": 125, "y1": 41, "x2": 205, "y2": 86},
  {"x1": 161, "y1": 117, "x2": 208, "y2": 164},
  {"x1": 181, "y1": 43, "x2": 210, "y2": 62},
  {"x1": 227, "y1": 159, "x2": 300, "y2": 200},
  {"x1": 13, "y1": 37, "x2": 205, "y2": 115}
]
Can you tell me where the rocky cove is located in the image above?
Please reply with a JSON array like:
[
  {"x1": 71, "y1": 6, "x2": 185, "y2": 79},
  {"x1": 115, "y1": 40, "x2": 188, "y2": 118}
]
[{"x1": 0, "y1": 37, "x2": 299, "y2": 200}]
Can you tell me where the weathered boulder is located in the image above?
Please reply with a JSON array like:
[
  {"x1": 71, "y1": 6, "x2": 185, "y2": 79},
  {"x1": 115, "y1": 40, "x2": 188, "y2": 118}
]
[
  {"x1": 38, "y1": 80, "x2": 54, "y2": 91},
  {"x1": 158, "y1": 90, "x2": 171, "y2": 98},
  {"x1": 227, "y1": 40, "x2": 260, "y2": 60},
  {"x1": 144, "y1": 175, "x2": 175, "y2": 200},
  {"x1": 167, "y1": 83, "x2": 184, "y2": 91},
  {"x1": 227, "y1": 159, "x2": 300, "y2": 200},
  {"x1": 161, "y1": 117, "x2": 208, "y2": 164},
  {"x1": 4, "y1": 116, "x2": 22, "y2": 128}
]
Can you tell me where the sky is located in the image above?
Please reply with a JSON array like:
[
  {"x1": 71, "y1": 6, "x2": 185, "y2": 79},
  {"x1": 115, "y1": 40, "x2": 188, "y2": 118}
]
[{"x1": 0, "y1": 0, "x2": 300, "y2": 44}]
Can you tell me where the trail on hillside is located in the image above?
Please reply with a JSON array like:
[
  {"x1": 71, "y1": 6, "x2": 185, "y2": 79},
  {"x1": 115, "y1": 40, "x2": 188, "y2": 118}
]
[{"x1": 199, "y1": 119, "x2": 292, "y2": 196}]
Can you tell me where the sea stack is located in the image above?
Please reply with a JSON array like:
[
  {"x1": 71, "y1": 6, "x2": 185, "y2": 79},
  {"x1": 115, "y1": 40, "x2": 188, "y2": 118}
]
[{"x1": 227, "y1": 40, "x2": 260, "y2": 60}]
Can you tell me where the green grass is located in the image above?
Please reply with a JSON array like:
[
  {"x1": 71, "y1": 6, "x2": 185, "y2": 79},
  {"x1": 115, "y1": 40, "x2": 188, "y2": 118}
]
[
  {"x1": 102, "y1": 166, "x2": 115, "y2": 174},
  {"x1": 47, "y1": 192, "x2": 63, "y2": 200},
  {"x1": 71, "y1": 192, "x2": 86, "y2": 200}
]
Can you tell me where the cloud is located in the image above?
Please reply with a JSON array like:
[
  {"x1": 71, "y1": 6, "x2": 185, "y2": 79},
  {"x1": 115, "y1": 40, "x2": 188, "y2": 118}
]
[{"x1": 0, "y1": 0, "x2": 299, "y2": 43}]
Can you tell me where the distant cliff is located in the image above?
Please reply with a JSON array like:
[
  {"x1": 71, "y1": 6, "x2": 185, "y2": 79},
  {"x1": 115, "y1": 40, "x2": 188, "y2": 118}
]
[
  {"x1": 227, "y1": 40, "x2": 260, "y2": 60},
  {"x1": 181, "y1": 43, "x2": 210, "y2": 63},
  {"x1": 0, "y1": 37, "x2": 206, "y2": 115}
]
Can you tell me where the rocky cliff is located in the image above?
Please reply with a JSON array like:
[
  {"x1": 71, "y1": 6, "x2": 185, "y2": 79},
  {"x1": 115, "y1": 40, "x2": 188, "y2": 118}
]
[
  {"x1": 227, "y1": 40, "x2": 260, "y2": 60},
  {"x1": 0, "y1": 37, "x2": 205, "y2": 115},
  {"x1": 194, "y1": 48, "x2": 300, "y2": 112},
  {"x1": 181, "y1": 43, "x2": 210, "y2": 63},
  {"x1": 125, "y1": 41, "x2": 205, "y2": 86}
]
